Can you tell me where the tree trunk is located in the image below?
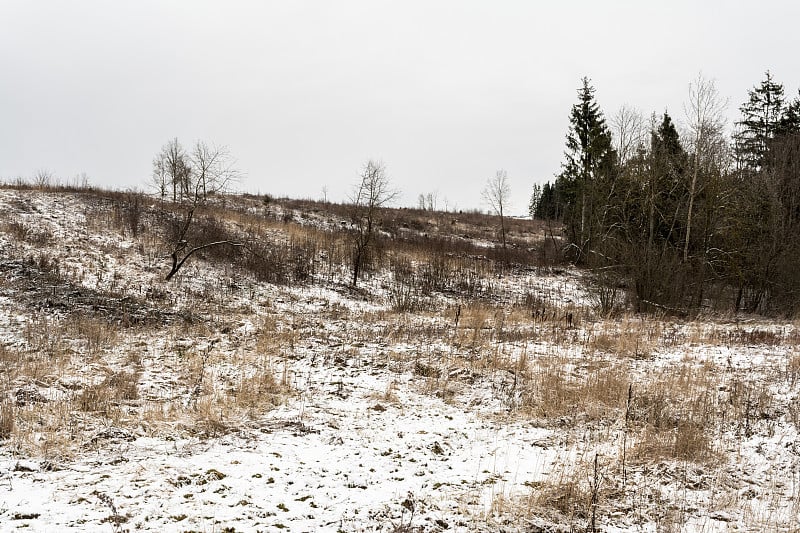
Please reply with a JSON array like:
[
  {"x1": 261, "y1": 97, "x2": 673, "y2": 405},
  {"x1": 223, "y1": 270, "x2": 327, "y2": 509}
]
[{"x1": 684, "y1": 147, "x2": 700, "y2": 262}]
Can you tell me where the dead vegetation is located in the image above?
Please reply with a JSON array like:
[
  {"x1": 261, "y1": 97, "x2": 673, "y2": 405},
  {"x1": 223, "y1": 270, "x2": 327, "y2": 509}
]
[{"x1": 0, "y1": 184, "x2": 798, "y2": 531}]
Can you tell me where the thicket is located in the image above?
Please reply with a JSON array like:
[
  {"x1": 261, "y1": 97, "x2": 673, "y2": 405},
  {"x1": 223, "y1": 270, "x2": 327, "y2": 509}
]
[
  {"x1": 533, "y1": 73, "x2": 800, "y2": 316},
  {"x1": 87, "y1": 188, "x2": 558, "y2": 298}
]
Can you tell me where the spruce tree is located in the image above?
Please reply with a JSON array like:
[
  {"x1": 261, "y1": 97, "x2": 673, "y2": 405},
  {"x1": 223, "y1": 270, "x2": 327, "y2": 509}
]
[
  {"x1": 735, "y1": 71, "x2": 785, "y2": 171},
  {"x1": 556, "y1": 77, "x2": 616, "y2": 262},
  {"x1": 649, "y1": 112, "x2": 688, "y2": 246},
  {"x1": 778, "y1": 90, "x2": 800, "y2": 135},
  {"x1": 534, "y1": 181, "x2": 560, "y2": 220},
  {"x1": 528, "y1": 183, "x2": 542, "y2": 218}
]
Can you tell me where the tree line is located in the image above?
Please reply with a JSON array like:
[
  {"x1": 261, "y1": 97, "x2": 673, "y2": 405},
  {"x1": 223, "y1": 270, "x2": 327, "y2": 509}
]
[{"x1": 530, "y1": 73, "x2": 800, "y2": 316}]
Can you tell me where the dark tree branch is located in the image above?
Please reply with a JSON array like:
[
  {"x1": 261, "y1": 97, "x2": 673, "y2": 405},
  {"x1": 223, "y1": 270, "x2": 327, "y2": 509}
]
[{"x1": 165, "y1": 240, "x2": 243, "y2": 281}]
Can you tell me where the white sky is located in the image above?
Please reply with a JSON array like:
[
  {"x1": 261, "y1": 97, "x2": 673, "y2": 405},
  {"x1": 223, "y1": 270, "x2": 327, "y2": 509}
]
[{"x1": 1, "y1": 1, "x2": 798, "y2": 212}]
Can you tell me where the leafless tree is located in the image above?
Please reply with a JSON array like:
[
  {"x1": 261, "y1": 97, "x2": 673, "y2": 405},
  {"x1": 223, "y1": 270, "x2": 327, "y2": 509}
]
[
  {"x1": 163, "y1": 206, "x2": 243, "y2": 281},
  {"x1": 152, "y1": 138, "x2": 191, "y2": 202},
  {"x1": 152, "y1": 138, "x2": 243, "y2": 280},
  {"x1": 190, "y1": 141, "x2": 240, "y2": 200},
  {"x1": 483, "y1": 169, "x2": 511, "y2": 250},
  {"x1": 417, "y1": 191, "x2": 438, "y2": 211},
  {"x1": 33, "y1": 169, "x2": 54, "y2": 189},
  {"x1": 612, "y1": 105, "x2": 646, "y2": 164},
  {"x1": 350, "y1": 159, "x2": 398, "y2": 287},
  {"x1": 151, "y1": 156, "x2": 169, "y2": 200},
  {"x1": 683, "y1": 74, "x2": 728, "y2": 262}
]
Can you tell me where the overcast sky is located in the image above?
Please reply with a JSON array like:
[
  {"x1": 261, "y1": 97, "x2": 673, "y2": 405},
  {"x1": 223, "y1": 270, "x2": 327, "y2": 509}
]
[{"x1": 1, "y1": 1, "x2": 798, "y2": 212}]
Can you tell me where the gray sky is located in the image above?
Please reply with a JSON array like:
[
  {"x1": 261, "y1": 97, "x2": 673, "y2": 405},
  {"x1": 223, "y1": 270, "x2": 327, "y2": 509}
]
[{"x1": 1, "y1": 1, "x2": 798, "y2": 212}]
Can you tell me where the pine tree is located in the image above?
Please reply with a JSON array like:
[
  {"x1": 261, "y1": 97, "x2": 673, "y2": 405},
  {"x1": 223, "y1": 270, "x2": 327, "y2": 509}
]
[
  {"x1": 735, "y1": 71, "x2": 785, "y2": 171},
  {"x1": 556, "y1": 77, "x2": 616, "y2": 262}
]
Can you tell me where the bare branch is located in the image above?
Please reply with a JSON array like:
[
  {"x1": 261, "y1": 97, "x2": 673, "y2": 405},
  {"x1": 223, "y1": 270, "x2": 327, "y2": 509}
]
[{"x1": 482, "y1": 169, "x2": 511, "y2": 251}]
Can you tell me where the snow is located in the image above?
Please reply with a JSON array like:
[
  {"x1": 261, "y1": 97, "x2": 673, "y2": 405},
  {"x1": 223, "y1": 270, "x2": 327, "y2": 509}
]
[{"x1": 0, "y1": 189, "x2": 798, "y2": 531}]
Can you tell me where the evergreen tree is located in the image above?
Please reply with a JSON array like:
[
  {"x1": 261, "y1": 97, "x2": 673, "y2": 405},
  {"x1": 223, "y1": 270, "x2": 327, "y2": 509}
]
[
  {"x1": 534, "y1": 181, "x2": 561, "y2": 220},
  {"x1": 556, "y1": 77, "x2": 616, "y2": 262},
  {"x1": 648, "y1": 112, "x2": 688, "y2": 246},
  {"x1": 735, "y1": 71, "x2": 785, "y2": 171},
  {"x1": 528, "y1": 183, "x2": 542, "y2": 218},
  {"x1": 777, "y1": 90, "x2": 800, "y2": 135}
]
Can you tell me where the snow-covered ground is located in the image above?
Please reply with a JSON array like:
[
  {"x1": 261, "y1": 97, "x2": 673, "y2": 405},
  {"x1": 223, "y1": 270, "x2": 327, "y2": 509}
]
[{"x1": 0, "y1": 189, "x2": 798, "y2": 532}]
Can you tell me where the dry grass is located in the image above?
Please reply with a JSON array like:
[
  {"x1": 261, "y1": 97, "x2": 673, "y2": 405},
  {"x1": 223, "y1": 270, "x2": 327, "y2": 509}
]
[
  {"x1": 523, "y1": 454, "x2": 613, "y2": 531},
  {"x1": 64, "y1": 315, "x2": 119, "y2": 356},
  {"x1": 0, "y1": 401, "x2": 14, "y2": 439},
  {"x1": 2, "y1": 186, "x2": 800, "y2": 531},
  {"x1": 686, "y1": 322, "x2": 800, "y2": 347},
  {"x1": 233, "y1": 361, "x2": 289, "y2": 411},
  {"x1": 78, "y1": 371, "x2": 139, "y2": 415},
  {"x1": 519, "y1": 358, "x2": 629, "y2": 422},
  {"x1": 591, "y1": 316, "x2": 660, "y2": 359}
]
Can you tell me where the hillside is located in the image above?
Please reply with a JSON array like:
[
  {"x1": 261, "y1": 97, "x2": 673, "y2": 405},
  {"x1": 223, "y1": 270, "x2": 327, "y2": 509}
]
[{"x1": 0, "y1": 186, "x2": 798, "y2": 532}]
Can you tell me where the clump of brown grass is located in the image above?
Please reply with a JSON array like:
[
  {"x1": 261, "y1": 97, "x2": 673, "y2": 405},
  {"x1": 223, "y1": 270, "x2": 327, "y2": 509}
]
[
  {"x1": 626, "y1": 365, "x2": 721, "y2": 463},
  {"x1": 194, "y1": 397, "x2": 229, "y2": 437},
  {"x1": 78, "y1": 371, "x2": 139, "y2": 415},
  {"x1": 456, "y1": 303, "x2": 491, "y2": 347},
  {"x1": 520, "y1": 359, "x2": 629, "y2": 422},
  {"x1": 786, "y1": 351, "x2": 800, "y2": 386},
  {"x1": 524, "y1": 455, "x2": 612, "y2": 531},
  {"x1": 591, "y1": 316, "x2": 660, "y2": 359},
  {"x1": 22, "y1": 314, "x2": 66, "y2": 358},
  {"x1": 3, "y1": 221, "x2": 54, "y2": 245},
  {"x1": 629, "y1": 422, "x2": 713, "y2": 463},
  {"x1": 368, "y1": 380, "x2": 400, "y2": 405},
  {"x1": 65, "y1": 316, "x2": 119, "y2": 356},
  {"x1": 233, "y1": 364, "x2": 289, "y2": 411}
]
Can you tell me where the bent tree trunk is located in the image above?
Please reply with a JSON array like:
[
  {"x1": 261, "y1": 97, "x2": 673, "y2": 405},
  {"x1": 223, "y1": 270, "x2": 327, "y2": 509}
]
[{"x1": 165, "y1": 240, "x2": 243, "y2": 281}]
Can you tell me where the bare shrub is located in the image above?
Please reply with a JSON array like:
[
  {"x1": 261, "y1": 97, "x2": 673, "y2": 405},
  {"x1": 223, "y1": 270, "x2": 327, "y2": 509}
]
[
  {"x1": 388, "y1": 256, "x2": 424, "y2": 313},
  {"x1": 3, "y1": 221, "x2": 54, "y2": 245},
  {"x1": 110, "y1": 191, "x2": 145, "y2": 238}
]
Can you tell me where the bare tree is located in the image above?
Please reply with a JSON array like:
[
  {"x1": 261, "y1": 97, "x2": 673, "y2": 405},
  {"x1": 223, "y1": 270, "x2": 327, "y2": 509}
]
[
  {"x1": 612, "y1": 105, "x2": 646, "y2": 164},
  {"x1": 683, "y1": 74, "x2": 728, "y2": 262},
  {"x1": 417, "y1": 191, "x2": 438, "y2": 211},
  {"x1": 33, "y1": 169, "x2": 54, "y2": 189},
  {"x1": 164, "y1": 206, "x2": 243, "y2": 281},
  {"x1": 151, "y1": 155, "x2": 169, "y2": 200},
  {"x1": 483, "y1": 169, "x2": 511, "y2": 250},
  {"x1": 152, "y1": 138, "x2": 191, "y2": 202},
  {"x1": 152, "y1": 138, "x2": 244, "y2": 281},
  {"x1": 190, "y1": 141, "x2": 240, "y2": 200},
  {"x1": 350, "y1": 159, "x2": 398, "y2": 287}
]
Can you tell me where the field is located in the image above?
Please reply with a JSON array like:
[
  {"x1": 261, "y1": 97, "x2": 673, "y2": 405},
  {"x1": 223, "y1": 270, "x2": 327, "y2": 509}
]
[{"x1": 0, "y1": 187, "x2": 798, "y2": 532}]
